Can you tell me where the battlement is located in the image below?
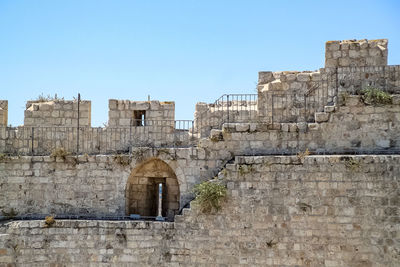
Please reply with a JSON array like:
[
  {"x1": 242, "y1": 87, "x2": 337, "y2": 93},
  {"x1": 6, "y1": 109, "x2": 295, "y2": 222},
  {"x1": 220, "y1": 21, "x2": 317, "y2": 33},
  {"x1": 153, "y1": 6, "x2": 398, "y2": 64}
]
[
  {"x1": 24, "y1": 99, "x2": 91, "y2": 127},
  {"x1": 325, "y1": 39, "x2": 388, "y2": 68},
  {"x1": 0, "y1": 100, "x2": 7, "y2": 126},
  {"x1": 108, "y1": 99, "x2": 174, "y2": 127},
  {"x1": 0, "y1": 38, "x2": 399, "y2": 155}
]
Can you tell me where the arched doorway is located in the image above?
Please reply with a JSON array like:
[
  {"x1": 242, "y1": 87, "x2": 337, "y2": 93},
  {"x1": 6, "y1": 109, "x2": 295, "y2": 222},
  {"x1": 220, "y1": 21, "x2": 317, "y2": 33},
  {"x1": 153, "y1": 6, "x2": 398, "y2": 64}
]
[{"x1": 125, "y1": 158, "x2": 179, "y2": 220}]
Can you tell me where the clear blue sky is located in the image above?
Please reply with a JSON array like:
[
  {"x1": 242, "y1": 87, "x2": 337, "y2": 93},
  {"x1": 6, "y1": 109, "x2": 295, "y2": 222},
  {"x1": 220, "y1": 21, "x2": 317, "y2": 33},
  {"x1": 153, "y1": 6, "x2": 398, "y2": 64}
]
[{"x1": 1, "y1": 0, "x2": 399, "y2": 126}]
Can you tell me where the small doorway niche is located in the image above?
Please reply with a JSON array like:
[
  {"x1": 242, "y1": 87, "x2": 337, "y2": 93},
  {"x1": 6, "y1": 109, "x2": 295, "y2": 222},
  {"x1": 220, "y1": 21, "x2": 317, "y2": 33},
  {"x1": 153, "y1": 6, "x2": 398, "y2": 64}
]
[
  {"x1": 126, "y1": 159, "x2": 180, "y2": 221},
  {"x1": 133, "y1": 110, "x2": 146, "y2": 126}
]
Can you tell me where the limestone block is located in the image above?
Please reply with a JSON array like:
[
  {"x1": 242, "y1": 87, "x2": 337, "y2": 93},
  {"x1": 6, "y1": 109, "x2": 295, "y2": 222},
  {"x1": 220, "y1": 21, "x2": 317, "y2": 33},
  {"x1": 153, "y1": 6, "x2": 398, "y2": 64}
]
[
  {"x1": 281, "y1": 123, "x2": 289, "y2": 132},
  {"x1": 119, "y1": 118, "x2": 131, "y2": 126},
  {"x1": 258, "y1": 71, "x2": 274, "y2": 84},
  {"x1": 132, "y1": 101, "x2": 150, "y2": 110},
  {"x1": 286, "y1": 73, "x2": 296, "y2": 81},
  {"x1": 375, "y1": 139, "x2": 390, "y2": 148},
  {"x1": 290, "y1": 82, "x2": 302, "y2": 90},
  {"x1": 235, "y1": 124, "x2": 249, "y2": 132},
  {"x1": 369, "y1": 48, "x2": 381, "y2": 57},
  {"x1": 326, "y1": 41, "x2": 340, "y2": 51},
  {"x1": 289, "y1": 123, "x2": 298, "y2": 132},
  {"x1": 359, "y1": 40, "x2": 368, "y2": 49},
  {"x1": 297, "y1": 73, "x2": 310, "y2": 82},
  {"x1": 332, "y1": 51, "x2": 342, "y2": 59},
  {"x1": 346, "y1": 96, "x2": 360, "y2": 106},
  {"x1": 324, "y1": 105, "x2": 336, "y2": 113},
  {"x1": 338, "y1": 58, "x2": 351, "y2": 67},
  {"x1": 40, "y1": 103, "x2": 52, "y2": 111},
  {"x1": 392, "y1": 95, "x2": 400, "y2": 105},
  {"x1": 308, "y1": 123, "x2": 319, "y2": 130},
  {"x1": 325, "y1": 59, "x2": 337, "y2": 68},
  {"x1": 315, "y1": 112, "x2": 329, "y2": 123},
  {"x1": 341, "y1": 42, "x2": 350, "y2": 50},
  {"x1": 310, "y1": 72, "x2": 321, "y2": 81},
  {"x1": 51, "y1": 111, "x2": 59, "y2": 118},
  {"x1": 349, "y1": 50, "x2": 360, "y2": 58},
  {"x1": 109, "y1": 99, "x2": 118, "y2": 110},
  {"x1": 222, "y1": 123, "x2": 236, "y2": 133},
  {"x1": 150, "y1": 101, "x2": 161, "y2": 110},
  {"x1": 266, "y1": 80, "x2": 283, "y2": 91},
  {"x1": 195, "y1": 102, "x2": 208, "y2": 113}
]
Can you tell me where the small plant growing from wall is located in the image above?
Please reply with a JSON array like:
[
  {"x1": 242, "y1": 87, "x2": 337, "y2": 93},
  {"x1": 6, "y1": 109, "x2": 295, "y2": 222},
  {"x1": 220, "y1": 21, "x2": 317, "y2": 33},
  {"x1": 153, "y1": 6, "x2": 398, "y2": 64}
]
[
  {"x1": 44, "y1": 215, "x2": 56, "y2": 227},
  {"x1": 297, "y1": 148, "x2": 310, "y2": 162},
  {"x1": 1, "y1": 208, "x2": 18, "y2": 219},
  {"x1": 113, "y1": 154, "x2": 131, "y2": 166},
  {"x1": 341, "y1": 157, "x2": 361, "y2": 171},
  {"x1": 36, "y1": 93, "x2": 64, "y2": 102},
  {"x1": 0, "y1": 153, "x2": 9, "y2": 162},
  {"x1": 361, "y1": 87, "x2": 392, "y2": 106},
  {"x1": 193, "y1": 181, "x2": 227, "y2": 213},
  {"x1": 238, "y1": 164, "x2": 255, "y2": 176},
  {"x1": 50, "y1": 147, "x2": 70, "y2": 160},
  {"x1": 339, "y1": 92, "x2": 350, "y2": 106}
]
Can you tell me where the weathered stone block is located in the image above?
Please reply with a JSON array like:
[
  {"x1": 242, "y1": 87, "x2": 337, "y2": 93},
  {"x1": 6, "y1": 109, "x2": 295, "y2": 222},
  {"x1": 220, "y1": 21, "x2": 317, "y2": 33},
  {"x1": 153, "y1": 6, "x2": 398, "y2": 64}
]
[
  {"x1": 297, "y1": 73, "x2": 310, "y2": 82},
  {"x1": 266, "y1": 80, "x2": 283, "y2": 91}
]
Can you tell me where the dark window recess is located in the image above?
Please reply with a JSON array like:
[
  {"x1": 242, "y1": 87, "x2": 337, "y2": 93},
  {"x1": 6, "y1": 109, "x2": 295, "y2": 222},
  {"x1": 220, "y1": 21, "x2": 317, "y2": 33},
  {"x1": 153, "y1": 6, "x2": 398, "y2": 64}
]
[{"x1": 133, "y1": 110, "x2": 146, "y2": 126}]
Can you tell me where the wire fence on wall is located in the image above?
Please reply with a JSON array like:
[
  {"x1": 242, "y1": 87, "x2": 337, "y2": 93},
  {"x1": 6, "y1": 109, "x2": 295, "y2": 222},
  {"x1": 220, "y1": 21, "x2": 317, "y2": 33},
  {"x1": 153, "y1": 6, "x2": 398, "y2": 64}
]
[
  {"x1": 1, "y1": 66, "x2": 399, "y2": 156},
  {"x1": 0, "y1": 119, "x2": 196, "y2": 156}
]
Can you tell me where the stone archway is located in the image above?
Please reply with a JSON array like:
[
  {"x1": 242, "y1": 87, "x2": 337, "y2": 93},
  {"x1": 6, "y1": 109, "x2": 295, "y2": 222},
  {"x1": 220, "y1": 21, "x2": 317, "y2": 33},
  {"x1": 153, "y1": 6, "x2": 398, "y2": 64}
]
[{"x1": 125, "y1": 158, "x2": 179, "y2": 220}]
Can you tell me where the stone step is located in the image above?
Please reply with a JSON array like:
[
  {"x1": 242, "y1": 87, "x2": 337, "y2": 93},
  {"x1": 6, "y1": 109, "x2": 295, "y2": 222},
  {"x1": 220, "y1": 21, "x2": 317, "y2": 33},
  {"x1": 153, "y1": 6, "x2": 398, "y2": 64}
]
[{"x1": 315, "y1": 112, "x2": 330, "y2": 123}]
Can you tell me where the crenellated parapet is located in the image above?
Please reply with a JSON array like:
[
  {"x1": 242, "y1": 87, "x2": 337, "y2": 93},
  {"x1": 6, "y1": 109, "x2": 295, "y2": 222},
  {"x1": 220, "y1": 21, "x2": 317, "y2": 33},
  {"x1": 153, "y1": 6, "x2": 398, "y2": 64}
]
[
  {"x1": 257, "y1": 39, "x2": 399, "y2": 123},
  {"x1": 24, "y1": 99, "x2": 91, "y2": 127},
  {"x1": 0, "y1": 100, "x2": 7, "y2": 126},
  {"x1": 108, "y1": 99, "x2": 175, "y2": 127},
  {"x1": 325, "y1": 39, "x2": 388, "y2": 68}
]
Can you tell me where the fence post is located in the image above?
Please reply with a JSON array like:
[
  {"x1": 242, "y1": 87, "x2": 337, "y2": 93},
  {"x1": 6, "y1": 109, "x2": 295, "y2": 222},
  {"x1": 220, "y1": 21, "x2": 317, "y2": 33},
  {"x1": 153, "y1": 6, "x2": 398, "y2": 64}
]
[
  {"x1": 129, "y1": 118, "x2": 132, "y2": 157},
  {"x1": 227, "y1": 95, "x2": 230, "y2": 124},
  {"x1": 271, "y1": 95, "x2": 274, "y2": 124},
  {"x1": 304, "y1": 94, "x2": 307, "y2": 122},
  {"x1": 77, "y1": 93, "x2": 80, "y2": 156},
  {"x1": 31, "y1": 127, "x2": 34, "y2": 156}
]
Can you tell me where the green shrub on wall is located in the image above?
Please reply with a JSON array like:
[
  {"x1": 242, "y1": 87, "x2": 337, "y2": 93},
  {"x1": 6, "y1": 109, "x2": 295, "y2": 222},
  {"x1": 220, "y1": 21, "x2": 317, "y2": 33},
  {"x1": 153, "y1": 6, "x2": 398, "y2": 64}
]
[
  {"x1": 193, "y1": 181, "x2": 227, "y2": 213},
  {"x1": 361, "y1": 87, "x2": 392, "y2": 105}
]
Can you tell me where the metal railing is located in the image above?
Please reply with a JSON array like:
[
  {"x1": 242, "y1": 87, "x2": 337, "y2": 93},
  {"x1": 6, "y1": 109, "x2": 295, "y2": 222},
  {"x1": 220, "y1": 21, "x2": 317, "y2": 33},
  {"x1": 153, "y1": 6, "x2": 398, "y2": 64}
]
[
  {"x1": 194, "y1": 93, "x2": 258, "y2": 137},
  {"x1": 0, "y1": 119, "x2": 196, "y2": 156}
]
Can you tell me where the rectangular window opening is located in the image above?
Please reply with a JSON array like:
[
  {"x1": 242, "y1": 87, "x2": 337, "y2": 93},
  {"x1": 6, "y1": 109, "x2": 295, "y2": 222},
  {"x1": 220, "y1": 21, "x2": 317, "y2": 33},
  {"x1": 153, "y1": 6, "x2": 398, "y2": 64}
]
[{"x1": 133, "y1": 110, "x2": 146, "y2": 126}]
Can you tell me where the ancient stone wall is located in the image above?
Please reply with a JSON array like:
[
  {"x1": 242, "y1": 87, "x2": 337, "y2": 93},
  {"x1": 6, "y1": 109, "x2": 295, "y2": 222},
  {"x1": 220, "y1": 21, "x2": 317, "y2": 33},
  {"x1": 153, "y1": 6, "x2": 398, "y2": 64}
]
[
  {"x1": 1, "y1": 154, "x2": 399, "y2": 266},
  {"x1": 210, "y1": 95, "x2": 400, "y2": 155},
  {"x1": 257, "y1": 69, "x2": 337, "y2": 123},
  {"x1": 0, "y1": 101, "x2": 7, "y2": 126},
  {"x1": 24, "y1": 100, "x2": 91, "y2": 127},
  {"x1": 108, "y1": 99, "x2": 174, "y2": 127},
  {"x1": 0, "y1": 148, "x2": 226, "y2": 218},
  {"x1": 336, "y1": 65, "x2": 400, "y2": 95},
  {"x1": 325, "y1": 39, "x2": 388, "y2": 68},
  {"x1": 1, "y1": 95, "x2": 400, "y2": 219},
  {"x1": 257, "y1": 39, "x2": 399, "y2": 124}
]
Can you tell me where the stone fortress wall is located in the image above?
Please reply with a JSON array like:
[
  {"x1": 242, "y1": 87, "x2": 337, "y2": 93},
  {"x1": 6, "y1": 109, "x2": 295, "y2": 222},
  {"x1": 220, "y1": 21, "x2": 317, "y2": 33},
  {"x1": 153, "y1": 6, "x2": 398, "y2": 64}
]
[
  {"x1": 1, "y1": 154, "x2": 399, "y2": 266},
  {"x1": 1, "y1": 38, "x2": 400, "y2": 266},
  {"x1": 1, "y1": 94, "x2": 399, "y2": 221}
]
